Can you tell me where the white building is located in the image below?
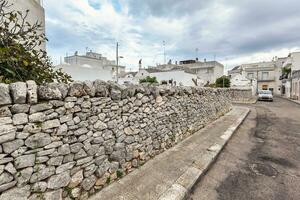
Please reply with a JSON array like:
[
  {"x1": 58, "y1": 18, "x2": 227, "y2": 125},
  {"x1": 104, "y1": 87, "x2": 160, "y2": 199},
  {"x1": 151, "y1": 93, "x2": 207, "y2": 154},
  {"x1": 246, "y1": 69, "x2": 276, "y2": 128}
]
[
  {"x1": 119, "y1": 68, "x2": 204, "y2": 86},
  {"x1": 56, "y1": 63, "x2": 114, "y2": 82},
  {"x1": 178, "y1": 59, "x2": 224, "y2": 84},
  {"x1": 228, "y1": 60, "x2": 282, "y2": 95},
  {"x1": 7, "y1": 0, "x2": 45, "y2": 51},
  {"x1": 230, "y1": 74, "x2": 257, "y2": 96},
  {"x1": 282, "y1": 52, "x2": 300, "y2": 99},
  {"x1": 56, "y1": 51, "x2": 126, "y2": 81}
]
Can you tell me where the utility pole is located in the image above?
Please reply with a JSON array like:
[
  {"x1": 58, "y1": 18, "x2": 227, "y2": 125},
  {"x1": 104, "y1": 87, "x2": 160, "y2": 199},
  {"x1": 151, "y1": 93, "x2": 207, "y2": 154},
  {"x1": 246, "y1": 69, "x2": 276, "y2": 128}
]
[
  {"x1": 163, "y1": 40, "x2": 166, "y2": 64},
  {"x1": 116, "y1": 42, "x2": 119, "y2": 84},
  {"x1": 195, "y1": 48, "x2": 199, "y2": 60}
]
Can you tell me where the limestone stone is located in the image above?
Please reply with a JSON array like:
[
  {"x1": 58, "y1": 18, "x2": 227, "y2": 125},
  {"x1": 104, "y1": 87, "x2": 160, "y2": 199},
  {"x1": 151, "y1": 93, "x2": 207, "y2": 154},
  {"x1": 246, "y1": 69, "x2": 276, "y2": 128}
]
[
  {"x1": 94, "y1": 120, "x2": 107, "y2": 131},
  {"x1": 0, "y1": 117, "x2": 12, "y2": 125},
  {"x1": 45, "y1": 141, "x2": 63, "y2": 149},
  {"x1": 83, "y1": 81, "x2": 95, "y2": 97},
  {"x1": 68, "y1": 81, "x2": 87, "y2": 97},
  {"x1": 47, "y1": 156, "x2": 63, "y2": 166},
  {"x1": 42, "y1": 119, "x2": 60, "y2": 130},
  {"x1": 26, "y1": 80, "x2": 38, "y2": 104},
  {"x1": 11, "y1": 104, "x2": 30, "y2": 114},
  {"x1": 12, "y1": 113, "x2": 28, "y2": 125},
  {"x1": 0, "y1": 84, "x2": 12, "y2": 106},
  {"x1": 71, "y1": 187, "x2": 81, "y2": 198},
  {"x1": 9, "y1": 82, "x2": 27, "y2": 104},
  {"x1": 0, "y1": 106, "x2": 12, "y2": 117},
  {"x1": 31, "y1": 181, "x2": 47, "y2": 192},
  {"x1": 29, "y1": 112, "x2": 46, "y2": 123},
  {"x1": 44, "y1": 189, "x2": 63, "y2": 200},
  {"x1": 81, "y1": 175, "x2": 96, "y2": 191},
  {"x1": 30, "y1": 103, "x2": 53, "y2": 114},
  {"x1": 30, "y1": 166, "x2": 55, "y2": 183},
  {"x1": 93, "y1": 80, "x2": 108, "y2": 96},
  {"x1": 0, "y1": 132, "x2": 16, "y2": 144},
  {"x1": 14, "y1": 154, "x2": 35, "y2": 169},
  {"x1": 0, "y1": 186, "x2": 31, "y2": 200},
  {"x1": 0, "y1": 172, "x2": 14, "y2": 185},
  {"x1": 38, "y1": 84, "x2": 62, "y2": 100},
  {"x1": 48, "y1": 171, "x2": 71, "y2": 189},
  {"x1": 68, "y1": 170, "x2": 83, "y2": 188},
  {"x1": 56, "y1": 162, "x2": 75, "y2": 174},
  {"x1": 70, "y1": 143, "x2": 84, "y2": 153},
  {"x1": 2, "y1": 139, "x2": 24, "y2": 154},
  {"x1": 15, "y1": 167, "x2": 33, "y2": 186},
  {"x1": 25, "y1": 133, "x2": 51, "y2": 149},
  {"x1": 58, "y1": 144, "x2": 71, "y2": 155},
  {"x1": 56, "y1": 124, "x2": 68, "y2": 136},
  {"x1": 76, "y1": 157, "x2": 93, "y2": 166}
]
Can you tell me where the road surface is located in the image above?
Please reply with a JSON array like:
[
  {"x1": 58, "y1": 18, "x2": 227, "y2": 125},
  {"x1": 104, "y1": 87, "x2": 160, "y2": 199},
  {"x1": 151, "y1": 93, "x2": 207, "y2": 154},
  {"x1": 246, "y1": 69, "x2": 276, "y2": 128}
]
[{"x1": 188, "y1": 97, "x2": 300, "y2": 200}]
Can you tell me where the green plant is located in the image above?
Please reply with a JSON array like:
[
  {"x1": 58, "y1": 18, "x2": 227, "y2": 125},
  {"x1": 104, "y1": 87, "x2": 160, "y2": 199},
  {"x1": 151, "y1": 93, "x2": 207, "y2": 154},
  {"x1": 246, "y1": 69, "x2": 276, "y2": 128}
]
[
  {"x1": 215, "y1": 76, "x2": 230, "y2": 88},
  {"x1": 139, "y1": 76, "x2": 158, "y2": 84},
  {"x1": 282, "y1": 67, "x2": 291, "y2": 76},
  {"x1": 0, "y1": 0, "x2": 72, "y2": 84},
  {"x1": 116, "y1": 170, "x2": 123, "y2": 178},
  {"x1": 106, "y1": 176, "x2": 111, "y2": 184}
]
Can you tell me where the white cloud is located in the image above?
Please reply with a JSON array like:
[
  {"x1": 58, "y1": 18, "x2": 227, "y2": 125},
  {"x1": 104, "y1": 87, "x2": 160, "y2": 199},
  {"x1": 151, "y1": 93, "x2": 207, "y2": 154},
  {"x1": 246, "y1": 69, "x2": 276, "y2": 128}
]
[{"x1": 44, "y1": 0, "x2": 300, "y2": 71}]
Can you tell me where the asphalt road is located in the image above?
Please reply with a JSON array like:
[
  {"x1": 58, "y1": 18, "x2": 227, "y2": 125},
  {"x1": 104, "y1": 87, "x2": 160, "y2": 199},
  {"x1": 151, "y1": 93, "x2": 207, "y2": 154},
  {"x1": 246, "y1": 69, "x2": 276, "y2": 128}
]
[{"x1": 188, "y1": 97, "x2": 300, "y2": 200}]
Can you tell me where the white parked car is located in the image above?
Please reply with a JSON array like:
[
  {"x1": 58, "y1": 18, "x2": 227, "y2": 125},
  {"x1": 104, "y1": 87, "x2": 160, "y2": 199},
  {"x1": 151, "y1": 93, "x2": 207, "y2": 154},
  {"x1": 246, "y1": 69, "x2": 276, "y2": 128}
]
[{"x1": 258, "y1": 90, "x2": 273, "y2": 101}]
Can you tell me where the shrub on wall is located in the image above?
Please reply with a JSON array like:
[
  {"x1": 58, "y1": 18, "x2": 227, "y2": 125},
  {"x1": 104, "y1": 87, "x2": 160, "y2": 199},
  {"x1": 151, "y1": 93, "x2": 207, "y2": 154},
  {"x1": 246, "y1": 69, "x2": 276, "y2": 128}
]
[
  {"x1": 0, "y1": 0, "x2": 72, "y2": 84},
  {"x1": 139, "y1": 76, "x2": 158, "y2": 84},
  {"x1": 215, "y1": 76, "x2": 230, "y2": 88}
]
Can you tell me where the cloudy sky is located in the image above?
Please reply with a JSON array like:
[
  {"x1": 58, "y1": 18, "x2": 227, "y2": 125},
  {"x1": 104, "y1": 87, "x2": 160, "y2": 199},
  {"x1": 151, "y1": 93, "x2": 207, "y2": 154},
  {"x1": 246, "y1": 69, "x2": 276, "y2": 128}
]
[{"x1": 44, "y1": 0, "x2": 300, "y2": 71}]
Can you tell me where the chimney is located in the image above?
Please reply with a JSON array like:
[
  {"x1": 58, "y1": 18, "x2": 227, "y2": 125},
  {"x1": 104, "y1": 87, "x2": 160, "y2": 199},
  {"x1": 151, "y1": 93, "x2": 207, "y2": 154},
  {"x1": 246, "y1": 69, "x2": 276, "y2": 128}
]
[{"x1": 204, "y1": 58, "x2": 206, "y2": 62}]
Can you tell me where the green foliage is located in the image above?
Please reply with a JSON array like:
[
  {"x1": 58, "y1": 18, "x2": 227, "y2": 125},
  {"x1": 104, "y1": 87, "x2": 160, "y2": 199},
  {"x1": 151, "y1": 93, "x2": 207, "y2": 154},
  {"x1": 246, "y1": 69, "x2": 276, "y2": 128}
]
[
  {"x1": 106, "y1": 177, "x2": 111, "y2": 184},
  {"x1": 282, "y1": 67, "x2": 291, "y2": 75},
  {"x1": 0, "y1": 0, "x2": 72, "y2": 84},
  {"x1": 139, "y1": 76, "x2": 158, "y2": 84},
  {"x1": 215, "y1": 76, "x2": 230, "y2": 88},
  {"x1": 116, "y1": 170, "x2": 123, "y2": 178}
]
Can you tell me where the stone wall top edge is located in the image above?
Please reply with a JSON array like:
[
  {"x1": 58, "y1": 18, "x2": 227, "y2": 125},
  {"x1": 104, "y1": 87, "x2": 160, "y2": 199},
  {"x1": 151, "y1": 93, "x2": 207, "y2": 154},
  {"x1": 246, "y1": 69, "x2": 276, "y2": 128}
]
[{"x1": 0, "y1": 80, "x2": 231, "y2": 106}]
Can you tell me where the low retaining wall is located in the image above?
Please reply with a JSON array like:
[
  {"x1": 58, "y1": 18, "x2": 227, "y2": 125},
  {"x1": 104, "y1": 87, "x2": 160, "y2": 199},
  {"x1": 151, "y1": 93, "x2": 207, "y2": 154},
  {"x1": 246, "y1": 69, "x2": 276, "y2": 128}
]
[
  {"x1": 228, "y1": 88, "x2": 253, "y2": 102},
  {"x1": 0, "y1": 80, "x2": 232, "y2": 200}
]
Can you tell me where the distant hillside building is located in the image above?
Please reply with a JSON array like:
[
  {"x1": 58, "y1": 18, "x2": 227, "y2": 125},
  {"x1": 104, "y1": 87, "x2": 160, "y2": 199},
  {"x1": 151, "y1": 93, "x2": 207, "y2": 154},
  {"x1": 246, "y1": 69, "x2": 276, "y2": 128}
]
[
  {"x1": 56, "y1": 51, "x2": 126, "y2": 81},
  {"x1": 7, "y1": 0, "x2": 45, "y2": 51}
]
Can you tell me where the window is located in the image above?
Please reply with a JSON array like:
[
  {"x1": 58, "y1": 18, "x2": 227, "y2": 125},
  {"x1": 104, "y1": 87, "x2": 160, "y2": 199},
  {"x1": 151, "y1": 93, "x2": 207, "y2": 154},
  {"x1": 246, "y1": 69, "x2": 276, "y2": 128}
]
[
  {"x1": 247, "y1": 73, "x2": 254, "y2": 79},
  {"x1": 262, "y1": 72, "x2": 269, "y2": 80},
  {"x1": 262, "y1": 85, "x2": 268, "y2": 90}
]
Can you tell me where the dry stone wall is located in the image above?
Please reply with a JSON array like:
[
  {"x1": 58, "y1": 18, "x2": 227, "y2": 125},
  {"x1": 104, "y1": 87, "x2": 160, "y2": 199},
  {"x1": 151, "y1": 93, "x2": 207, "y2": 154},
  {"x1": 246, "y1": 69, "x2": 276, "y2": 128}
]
[
  {"x1": 0, "y1": 80, "x2": 232, "y2": 200},
  {"x1": 228, "y1": 88, "x2": 253, "y2": 102}
]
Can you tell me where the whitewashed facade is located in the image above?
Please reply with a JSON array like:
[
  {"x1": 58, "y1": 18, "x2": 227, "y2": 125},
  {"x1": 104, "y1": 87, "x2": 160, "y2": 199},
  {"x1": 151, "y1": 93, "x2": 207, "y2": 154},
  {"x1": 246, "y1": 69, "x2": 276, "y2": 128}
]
[{"x1": 7, "y1": 0, "x2": 45, "y2": 51}]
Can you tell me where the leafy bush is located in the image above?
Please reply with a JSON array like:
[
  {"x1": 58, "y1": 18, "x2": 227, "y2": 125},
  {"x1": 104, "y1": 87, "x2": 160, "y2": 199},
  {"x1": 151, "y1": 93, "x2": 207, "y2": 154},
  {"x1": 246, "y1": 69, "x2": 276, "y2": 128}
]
[
  {"x1": 139, "y1": 76, "x2": 158, "y2": 84},
  {"x1": 215, "y1": 76, "x2": 230, "y2": 88},
  {"x1": 0, "y1": 0, "x2": 72, "y2": 84}
]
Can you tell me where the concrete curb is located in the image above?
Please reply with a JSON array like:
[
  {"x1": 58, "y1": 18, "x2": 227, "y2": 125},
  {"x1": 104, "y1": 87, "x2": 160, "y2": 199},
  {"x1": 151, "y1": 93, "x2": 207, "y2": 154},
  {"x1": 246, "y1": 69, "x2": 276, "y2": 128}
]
[{"x1": 158, "y1": 107, "x2": 250, "y2": 200}]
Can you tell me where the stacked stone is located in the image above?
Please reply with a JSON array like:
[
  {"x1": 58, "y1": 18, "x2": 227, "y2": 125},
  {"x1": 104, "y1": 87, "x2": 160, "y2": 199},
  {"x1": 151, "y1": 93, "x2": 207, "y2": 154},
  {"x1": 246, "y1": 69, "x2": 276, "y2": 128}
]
[
  {"x1": 0, "y1": 80, "x2": 232, "y2": 200},
  {"x1": 228, "y1": 88, "x2": 253, "y2": 101}
]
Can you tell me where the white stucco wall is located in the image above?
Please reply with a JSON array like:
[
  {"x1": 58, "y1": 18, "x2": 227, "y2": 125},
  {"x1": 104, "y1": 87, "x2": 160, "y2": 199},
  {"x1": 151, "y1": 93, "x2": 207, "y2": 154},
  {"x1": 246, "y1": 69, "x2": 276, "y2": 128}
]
[
  {"x1": 55, "y1": 64, "x2": 114, "y2": 82},
  {"x1": 150, "y1": 71, "x2": 198, "y2": 86},
  {"x1": 6, "y1": 0, "x2": 45, "y2": 51}
]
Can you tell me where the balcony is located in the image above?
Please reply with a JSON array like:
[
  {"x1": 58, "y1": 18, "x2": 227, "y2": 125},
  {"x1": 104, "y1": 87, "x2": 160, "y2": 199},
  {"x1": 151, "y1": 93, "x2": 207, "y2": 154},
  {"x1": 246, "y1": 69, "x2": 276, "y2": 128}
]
[{"x1": 257, "y1": 76, "x2": 275, "y2": 82}]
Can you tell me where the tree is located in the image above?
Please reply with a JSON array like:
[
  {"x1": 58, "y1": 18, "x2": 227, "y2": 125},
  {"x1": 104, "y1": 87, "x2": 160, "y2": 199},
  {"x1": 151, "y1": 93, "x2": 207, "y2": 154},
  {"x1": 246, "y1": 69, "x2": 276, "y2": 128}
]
[
  {"x1": 0, "y1": 0, "x2": 72, "y2": 84},
  {"x1": 215, "y1": 76, "x2": 230, "y2": 88},
  {"x1": 139, "y1": 76, "x2": 158, "y2": 84}
]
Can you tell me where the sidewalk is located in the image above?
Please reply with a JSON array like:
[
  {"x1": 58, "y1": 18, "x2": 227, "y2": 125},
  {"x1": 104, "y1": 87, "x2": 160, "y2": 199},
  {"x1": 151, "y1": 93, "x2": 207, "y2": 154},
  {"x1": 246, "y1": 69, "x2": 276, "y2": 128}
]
[
  {"x1": 278, "y1": 96, "x2": 300, "y2": 105},
  {"x1": 89, "y1": 106, "x2": 250, "y2": 200}
]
